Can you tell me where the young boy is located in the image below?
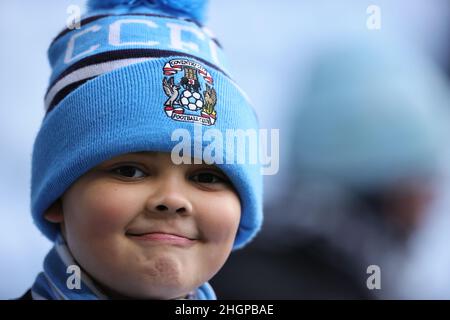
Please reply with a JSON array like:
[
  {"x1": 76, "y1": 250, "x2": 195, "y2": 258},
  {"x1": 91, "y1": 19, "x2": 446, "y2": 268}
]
[{"x1": 22, "y1": 0, "x2": 262, "y2": 300}]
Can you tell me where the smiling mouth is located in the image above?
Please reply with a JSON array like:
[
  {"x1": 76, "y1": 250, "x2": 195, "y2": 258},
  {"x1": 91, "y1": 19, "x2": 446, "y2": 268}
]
[{"x1": 126, "y1": 232, "x2": 196, "y2": 246}]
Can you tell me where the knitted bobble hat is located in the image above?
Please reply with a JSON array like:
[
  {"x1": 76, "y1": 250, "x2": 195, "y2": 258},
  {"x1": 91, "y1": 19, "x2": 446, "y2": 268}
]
[{"x1": 31, "y1": 0, "x2": 262, "y2": 249}]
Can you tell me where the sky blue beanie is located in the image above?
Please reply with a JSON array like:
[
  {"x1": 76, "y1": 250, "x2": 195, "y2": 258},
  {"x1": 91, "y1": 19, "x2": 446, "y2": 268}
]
[{"x1": 31, "y1": 0, "x2": 262, "y2": 250}]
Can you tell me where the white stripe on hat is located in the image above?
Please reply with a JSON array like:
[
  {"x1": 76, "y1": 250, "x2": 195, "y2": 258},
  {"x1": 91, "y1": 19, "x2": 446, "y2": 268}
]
[{"x1": 45, "y1": 57, "x2": 154, "y2": 111}]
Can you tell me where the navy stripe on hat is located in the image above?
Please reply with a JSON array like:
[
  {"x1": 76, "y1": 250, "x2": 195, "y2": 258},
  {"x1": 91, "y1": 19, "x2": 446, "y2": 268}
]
[{"x1": 45, "y1": 49, "x2": 230, "y2": 112}]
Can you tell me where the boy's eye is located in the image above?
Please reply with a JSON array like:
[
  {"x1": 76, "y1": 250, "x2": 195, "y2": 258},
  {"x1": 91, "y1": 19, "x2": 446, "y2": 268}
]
[
  {"x1": 190, "y1": 172, "x2": 227, "y2": 184},
  {"x1": 112, "y1": 166, "x2": 147, "y2": 179}
]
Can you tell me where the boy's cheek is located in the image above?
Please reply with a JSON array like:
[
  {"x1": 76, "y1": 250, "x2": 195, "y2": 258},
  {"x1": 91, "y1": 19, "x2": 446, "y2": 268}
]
[
  {"x1": 196, "y1": 202, "x2": 240, "y2": 244},
  {"x1": 64, "y1": 184, "x2": 143, "y2": 235}
]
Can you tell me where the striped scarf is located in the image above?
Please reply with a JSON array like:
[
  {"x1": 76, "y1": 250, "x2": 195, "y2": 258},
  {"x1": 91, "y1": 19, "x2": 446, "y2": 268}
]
[{"x1": 31, "y1": 234, "x2": 216, "y2": 300}]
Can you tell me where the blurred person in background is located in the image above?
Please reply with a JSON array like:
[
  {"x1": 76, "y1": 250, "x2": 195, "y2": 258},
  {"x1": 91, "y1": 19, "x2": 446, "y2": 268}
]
[{"x1": 211, "y1": 37, "x2": 450, "y2": 299}]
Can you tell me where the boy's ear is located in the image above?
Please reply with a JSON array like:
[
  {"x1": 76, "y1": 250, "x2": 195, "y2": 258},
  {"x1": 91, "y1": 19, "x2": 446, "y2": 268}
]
[{"x1": 44, "y1": 199, "x2": 64, "y2": 223}]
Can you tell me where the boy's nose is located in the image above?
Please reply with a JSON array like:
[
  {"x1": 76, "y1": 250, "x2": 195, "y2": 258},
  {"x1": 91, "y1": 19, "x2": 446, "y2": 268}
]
[
  {"x1": 154, "y1": 202, "x2": 187, "y2": 214},
  {"x1": 145, "y1": 180, "x2": 193, "y2": 215}
]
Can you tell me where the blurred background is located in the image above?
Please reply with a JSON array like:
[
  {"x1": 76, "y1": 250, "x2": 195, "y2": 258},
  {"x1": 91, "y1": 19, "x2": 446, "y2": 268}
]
[{"x1": 1, "y1": 0, "x2": 449, "y2": 299}]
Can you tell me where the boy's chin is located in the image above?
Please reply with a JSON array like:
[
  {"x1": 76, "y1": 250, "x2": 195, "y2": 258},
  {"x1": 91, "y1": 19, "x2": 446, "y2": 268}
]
[
  {"x1": 97, "y1": 273, "x2": 198, "y2": 300},
  {"x1": 89, "y1": 253, "x2": 202, "y2": 299}
]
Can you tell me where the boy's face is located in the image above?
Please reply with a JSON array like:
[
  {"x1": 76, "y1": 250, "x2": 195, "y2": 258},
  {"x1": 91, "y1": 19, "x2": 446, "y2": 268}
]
[{"x1": 45, "y1": 152, "x2": 241, "y2": 299}]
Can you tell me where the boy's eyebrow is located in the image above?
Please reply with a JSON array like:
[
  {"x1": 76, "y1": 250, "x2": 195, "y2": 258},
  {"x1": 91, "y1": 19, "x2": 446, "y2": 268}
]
[
  {"x1": 133, "y1": 151, "x2": 153, "y2": 156},
  {"x1": 100, "y1": 152, "x2": 222, "y2": 169},
  {"x1": 95, "y1": 152, "x2": 154, "y2": 167},
  {"x1": 127, "y1": 151, "x2": 154, "y2": 156},
  {"x1": 112, "y1": 151, "x2": 155, "y2": 159}
]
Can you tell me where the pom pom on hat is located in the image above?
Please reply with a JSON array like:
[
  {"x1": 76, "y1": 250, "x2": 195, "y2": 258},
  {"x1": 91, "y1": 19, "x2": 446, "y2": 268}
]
[{"x1": 87, "y1": 0, "x2": 209, "y2": 23}]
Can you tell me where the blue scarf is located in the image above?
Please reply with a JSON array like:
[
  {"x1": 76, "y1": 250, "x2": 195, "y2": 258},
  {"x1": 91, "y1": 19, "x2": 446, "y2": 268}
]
[{"x1": 31, "y1": 234, "x2": 216, "y2": 300}]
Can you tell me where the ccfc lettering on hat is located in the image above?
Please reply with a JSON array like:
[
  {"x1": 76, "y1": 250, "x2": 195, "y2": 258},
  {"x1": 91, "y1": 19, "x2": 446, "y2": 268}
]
[{"x1": 63, "y1": 19, "x2": 221, "y2": 65}]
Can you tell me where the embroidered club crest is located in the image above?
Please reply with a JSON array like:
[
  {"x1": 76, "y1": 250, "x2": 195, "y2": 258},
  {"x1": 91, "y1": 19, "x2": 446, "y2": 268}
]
[{"x1": 162, "y1": 59, "x2": 217, "y2": 126}]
